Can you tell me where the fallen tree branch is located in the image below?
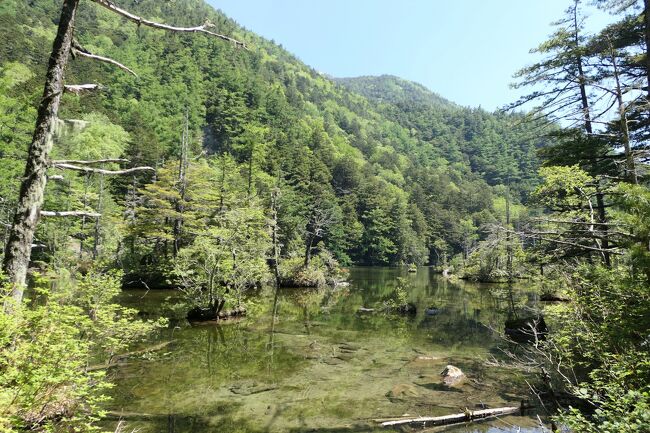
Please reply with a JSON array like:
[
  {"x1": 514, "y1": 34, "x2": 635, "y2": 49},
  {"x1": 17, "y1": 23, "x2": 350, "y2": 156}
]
[
  {"x1": 64, "y1": 84, "x2": 103, "y2": 94},
  {"x1": 52, "y1": 158, "x2": 129, "y2": 165},
  {"x1": 72, "y1": 41, "x2": 137, "y2": 76},
  {"x1": 379, "y1": 406, "x2": 521, "y2": 428},
  {"x1": 53, "y1": 162, "x2": 154, "y2": 175},
  {"x1": 91, "y1": 0, "x2": 247, "y2": 48},
  {"x1": 41, "y1": 210, "x2": 101, "y2": 218},
  {"x1": 533, "y1": 218, "x2": 619, "y2": 227}
]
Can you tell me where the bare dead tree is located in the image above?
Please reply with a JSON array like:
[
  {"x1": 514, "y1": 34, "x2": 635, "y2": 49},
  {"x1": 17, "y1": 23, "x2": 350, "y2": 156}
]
[
  {"x1": 303, "y1": 202, "x2": 338, "y2": 267},
  {"x1": 2, "y1": 0, "x2": 245, "y2": 309},
  {"x1": 173, "y1": 110, "x2": 190, "y2": 257}
]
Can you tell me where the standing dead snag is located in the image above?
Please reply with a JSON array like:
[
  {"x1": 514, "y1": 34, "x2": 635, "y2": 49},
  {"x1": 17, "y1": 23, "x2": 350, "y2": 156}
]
[
  {"x1": 2, "y1": 0, "x2": 245, "y2": 308},
  {"x1": 2, "y1": 0, "x2": 80, "y2": 307}
]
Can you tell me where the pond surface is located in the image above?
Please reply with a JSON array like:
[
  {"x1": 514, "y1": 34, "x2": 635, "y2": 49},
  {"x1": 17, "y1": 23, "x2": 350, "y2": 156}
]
[{"x1": 108, "y1": 267, "x2": 547, "y2": 433}]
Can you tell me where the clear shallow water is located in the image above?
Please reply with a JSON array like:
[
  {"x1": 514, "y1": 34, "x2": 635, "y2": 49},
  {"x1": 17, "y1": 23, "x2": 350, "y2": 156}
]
[{"x1": 108, "y1": 267, "x2": 547, "y2": 433}]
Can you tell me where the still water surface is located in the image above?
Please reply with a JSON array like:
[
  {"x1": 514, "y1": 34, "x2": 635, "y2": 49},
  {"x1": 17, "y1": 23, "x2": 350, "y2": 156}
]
[{"x1": 109, "y1": 267, "x2": 546, "y2": 432}]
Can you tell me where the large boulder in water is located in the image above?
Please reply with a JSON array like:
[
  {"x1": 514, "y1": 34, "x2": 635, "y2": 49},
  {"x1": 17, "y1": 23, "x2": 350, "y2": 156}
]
[{"x1": 441, "y1": 364, "x2": 465, "y2": 387}]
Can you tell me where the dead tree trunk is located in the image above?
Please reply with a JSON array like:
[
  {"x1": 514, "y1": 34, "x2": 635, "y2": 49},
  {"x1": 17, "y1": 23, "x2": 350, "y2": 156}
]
[
  {"x1": 611, "y1": 51, "x2": 637, "y2": 184},
  {"x1": 643, "y1": 0, "x2": 650, "y2": 101},
  {"x1": 2, "y1": 0, "x2": 80, "y2": 306},
  {"x1": 2, "y1": 0, "x2": 244, "y2": 310},
  {"x1": 573, "y1": 8, "x2": 611, "y2": 267},
  {"x1": 173, "y1": 111, "x2": 189, "y2": 257}
]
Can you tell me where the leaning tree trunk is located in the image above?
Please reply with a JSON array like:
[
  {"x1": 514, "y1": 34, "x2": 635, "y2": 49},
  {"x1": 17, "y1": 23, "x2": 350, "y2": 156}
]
[
  {"x1": 644, "y1": 0, "x2": 650, "y2": 100},
  {"x1": 2, "y1": 0, "x2": 79, "y2": 306}
]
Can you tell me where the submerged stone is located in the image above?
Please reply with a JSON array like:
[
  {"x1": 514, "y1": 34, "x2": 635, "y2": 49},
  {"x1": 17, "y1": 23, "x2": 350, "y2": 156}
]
[{"x1": 386, "y1": 383, "x2": 420, "y2": 400}]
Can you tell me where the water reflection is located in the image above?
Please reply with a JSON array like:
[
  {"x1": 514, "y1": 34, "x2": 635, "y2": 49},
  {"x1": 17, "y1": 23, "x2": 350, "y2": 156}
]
[{"x1": 109, "y1": 267, "x2": 544, "y2": 433}]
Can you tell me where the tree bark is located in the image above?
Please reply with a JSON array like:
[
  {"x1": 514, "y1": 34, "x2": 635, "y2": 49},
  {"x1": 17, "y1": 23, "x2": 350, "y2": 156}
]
[
  {"x1": 610, "y1": 46, "x2": 638, "y2": 184},
  {"x1": 2, "y1": 0, "x2": 80, "y2": 306},
  {"x1": 643, "y1": 0, "x2": 650, "y2": 100},
  {"x1": 173, "y1": 111, "x2": 189, "y2": 257}
]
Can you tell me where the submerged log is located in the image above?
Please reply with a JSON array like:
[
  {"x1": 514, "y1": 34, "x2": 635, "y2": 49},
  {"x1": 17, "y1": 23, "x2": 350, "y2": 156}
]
[
  {"x1": 86, "y1": 341, "x2": 172, "y2": 371},
  {"x1": 104, "y1": 411, "x2": 159, "y2": 421},
  {"x1": 379, "y1": 406, "x2": 520, "y2": 428}
]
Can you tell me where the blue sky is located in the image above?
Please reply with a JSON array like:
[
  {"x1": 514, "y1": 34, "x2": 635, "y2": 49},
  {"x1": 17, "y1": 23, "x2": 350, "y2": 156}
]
[{"x1": 208, "y1": 1, "x2": 613, "y2": 110}]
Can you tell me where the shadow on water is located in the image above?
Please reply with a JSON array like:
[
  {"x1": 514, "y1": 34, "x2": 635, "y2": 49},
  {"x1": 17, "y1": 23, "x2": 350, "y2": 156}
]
[{"x1": 110, "y1": 267, "x2": 543, "y2": 433}]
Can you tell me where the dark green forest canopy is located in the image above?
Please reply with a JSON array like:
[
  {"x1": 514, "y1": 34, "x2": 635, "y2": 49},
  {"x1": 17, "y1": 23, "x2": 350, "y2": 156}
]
[{"x1": 0, "y1": 0, "x2": 548, "y2": 266}]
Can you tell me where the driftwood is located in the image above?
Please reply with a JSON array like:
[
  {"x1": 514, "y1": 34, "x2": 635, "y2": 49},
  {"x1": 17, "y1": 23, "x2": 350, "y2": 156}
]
[
  {"x1": 379, "y1": 406, "x2": 520, "y2": 428},
  {"x1": 86, "y1": 341, "x2": 172, "y2": 371}
]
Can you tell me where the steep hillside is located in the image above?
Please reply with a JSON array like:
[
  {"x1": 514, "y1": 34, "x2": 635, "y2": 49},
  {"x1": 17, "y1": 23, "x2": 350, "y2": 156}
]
[
  {"x1": 0, "y1": 0, "x2": 548, "y2": 267},
  {"x1": 337, "y1": 75, "x2": 548, "y2": 196},
  {"x1": 335, "y1": 75, "x2": 455, "y2": 109}
]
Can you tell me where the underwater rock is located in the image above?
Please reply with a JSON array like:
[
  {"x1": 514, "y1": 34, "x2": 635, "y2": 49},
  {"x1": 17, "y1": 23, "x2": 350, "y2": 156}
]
[
  {"x1": 229, "y1": 382, "x2": 277, "y2": 396},
  {"x1": 424, "y1": 306, "x2": 441, "y2": 316},
  {"x1": 339, "y1": 342, "x2": 361, "y2": 352},
  {"x1": 335, "y1": 352, "x2": 355, "y2": 361},
  {"x1": 440, "y1": 365, "x2": 465, "y2": 387},
  {"x1": 386, "y1": 383, "x2": 420, "y2": 400},
  {"x1": 322, "y1": 357, "x2": 344, "y2": 366}
]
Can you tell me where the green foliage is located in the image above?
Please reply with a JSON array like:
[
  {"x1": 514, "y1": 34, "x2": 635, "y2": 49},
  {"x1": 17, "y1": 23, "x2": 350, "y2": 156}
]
[
  {"x1": 1, "y1": 0, "x2": 545, "y2": 268},
  {"x1": 545, "y1": 263, "x2": 650, "y2": 432},
  {"x1": 378, "y1": 277, "x2": 409, "y2": 310},
  {"x1": 0, "y1": 270, "x2": 165, "y2": 432},
  {"x1": 173, "y1": 205, "x2": 271, "y2": 309}
]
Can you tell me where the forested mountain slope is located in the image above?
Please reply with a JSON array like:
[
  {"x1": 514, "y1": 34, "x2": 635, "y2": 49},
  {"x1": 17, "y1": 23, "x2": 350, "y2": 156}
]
[
  {"x1": 335, "y1": 75, "x2": 455, "y2": 109},
  {"x1": 0, "y1": 0, "x2": 548, "y2": 267},
  {"x1": 336, "y1": 75, "x2": 546, "y2": 197}
]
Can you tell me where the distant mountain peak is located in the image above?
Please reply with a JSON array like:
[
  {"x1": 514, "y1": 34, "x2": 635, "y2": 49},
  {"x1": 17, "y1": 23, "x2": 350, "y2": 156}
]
[{"x1": 334, "y1": 75, "x2": 456, "y2": 109}]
